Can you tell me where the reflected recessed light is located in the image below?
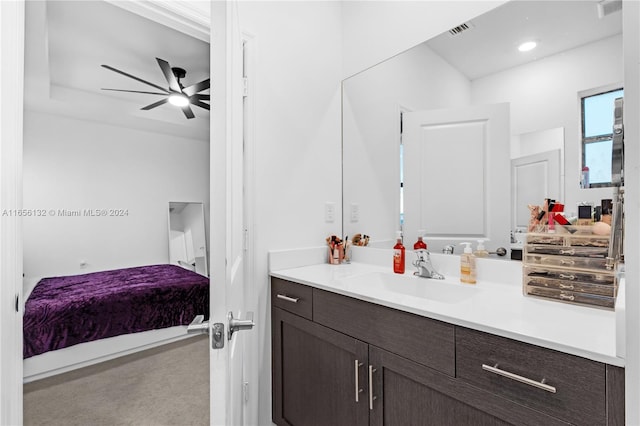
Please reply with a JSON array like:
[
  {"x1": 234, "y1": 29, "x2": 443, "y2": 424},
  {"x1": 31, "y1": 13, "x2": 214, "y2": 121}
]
[
  {"x1": 168, "y1": 93, "x2": 189, "y2": 107},
  {"x1": 518, "y1": 41, "x2": 537, "y2": 52}
]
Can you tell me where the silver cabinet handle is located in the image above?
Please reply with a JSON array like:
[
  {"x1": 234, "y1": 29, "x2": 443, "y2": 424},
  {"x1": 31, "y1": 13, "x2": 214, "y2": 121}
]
[
  {"x1": 482, "y1": 364, "x2": 556, "y2": 393},
  {"x1": 368, "y1": 365, "x2": 377, "y2": 410},
  {"x1": 354, "y1": 360, "x2": 363, "y2": 402},
  {"x1": 276, "y1": 294, "x2": 299, "y2": 303}
]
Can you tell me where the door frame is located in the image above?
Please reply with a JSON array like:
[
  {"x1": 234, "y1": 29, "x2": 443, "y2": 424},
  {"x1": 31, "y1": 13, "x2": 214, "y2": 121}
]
[
  {"x1": 0, "y1": 2, "x2": 254, "y2": 424},
  {"x1": 0, "y1": 1, "x2": 26, "y2": 424}
]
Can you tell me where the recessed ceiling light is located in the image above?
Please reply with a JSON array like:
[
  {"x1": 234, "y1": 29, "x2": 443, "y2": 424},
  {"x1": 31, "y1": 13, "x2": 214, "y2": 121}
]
[
  {"x1": 518, "y1": 41, "x2": 537, "y2": 52},
  {"x1": 168, "y1": 93, "x2": 189, "y2": 107}
]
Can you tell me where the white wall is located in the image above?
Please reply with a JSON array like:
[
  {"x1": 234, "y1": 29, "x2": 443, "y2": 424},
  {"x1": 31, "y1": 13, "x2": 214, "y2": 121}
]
[
  {"x1": 471, "y1": 34, "x2": 623, "y2": 217},
  {"x1": 235, "y1": 2, "x2": 343, "y2": 424},
  {"x1": 22, "y1": 111, "x2": 209, "y2": 280},
  {"x1": 343, "y1": 42, "x2": 471, "y2": 245},
  {"x1": 342, "y1": 0, "x2": 507, "y2": 79}
]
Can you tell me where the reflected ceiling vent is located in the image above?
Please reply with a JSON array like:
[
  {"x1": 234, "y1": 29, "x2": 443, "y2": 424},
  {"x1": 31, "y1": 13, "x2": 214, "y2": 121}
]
[
  {"x1": 448, "y1": 21, "x2": 474, "y2": 37},
  {"x1": 597, "y1": 0, "x2": 622, "y2": 18}
]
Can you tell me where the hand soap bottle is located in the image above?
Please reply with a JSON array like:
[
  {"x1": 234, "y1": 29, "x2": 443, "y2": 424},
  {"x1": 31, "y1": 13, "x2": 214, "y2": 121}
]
[
  {"x1": 459, "y1": 242, "x2": 477, "y2": 284},
  {"x1": 474, "y1": 239, "x2": 489, "y2": 258},
  {"x1": 393, "y1": 231, "x2": 405, "y2": 274},
  {"x1": 413, "y1": 230, "x2": 427, "y2": 251}
]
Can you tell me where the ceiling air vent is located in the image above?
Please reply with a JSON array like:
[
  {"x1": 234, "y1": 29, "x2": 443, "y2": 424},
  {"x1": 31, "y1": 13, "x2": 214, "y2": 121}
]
[
  {"x1": 448, "y1": 21, "x2": 474, "y2": 37},
  {"x1": 597, "y1": 0, "x2": 622, "y2": 18}
]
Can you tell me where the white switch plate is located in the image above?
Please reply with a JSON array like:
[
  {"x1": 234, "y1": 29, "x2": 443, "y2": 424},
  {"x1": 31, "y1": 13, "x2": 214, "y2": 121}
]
[
  {"x1": 350, "y1": 203, "x2": 359, "y2": 222},
  {"x1": 325, "y1": 202, "x2": 336, "y2": 222}
]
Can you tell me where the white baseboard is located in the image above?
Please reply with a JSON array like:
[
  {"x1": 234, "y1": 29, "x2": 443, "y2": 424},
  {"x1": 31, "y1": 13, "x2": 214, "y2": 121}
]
[{"x1": 24, "y1": 326, "x2": 196, "y2": 383}]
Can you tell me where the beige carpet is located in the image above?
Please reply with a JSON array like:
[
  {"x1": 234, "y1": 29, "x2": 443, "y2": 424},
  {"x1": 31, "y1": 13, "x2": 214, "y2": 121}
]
[{"x1": 24, "y1": 335, "x2": 210, "y2": 426}]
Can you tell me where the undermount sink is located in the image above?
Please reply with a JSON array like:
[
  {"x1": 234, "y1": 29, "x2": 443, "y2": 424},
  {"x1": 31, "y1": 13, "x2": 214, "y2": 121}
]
[{"x1": 339, "y1": 271, "x2": 478, "y2": 304}]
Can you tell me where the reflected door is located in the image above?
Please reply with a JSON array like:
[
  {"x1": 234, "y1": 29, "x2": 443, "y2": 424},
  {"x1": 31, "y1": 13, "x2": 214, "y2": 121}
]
[
  {"x1": 511, "y1": 150, "x2": 561, "y2": 229},
  {"x1": 403, "y1": 104, "x2": 510, "y2": 252}
]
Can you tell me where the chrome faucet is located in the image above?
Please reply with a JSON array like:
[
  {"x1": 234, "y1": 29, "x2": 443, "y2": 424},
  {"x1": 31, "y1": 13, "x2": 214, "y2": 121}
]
[{"x1": 413, "y1": 250, "x2": 444, "y2": 279}]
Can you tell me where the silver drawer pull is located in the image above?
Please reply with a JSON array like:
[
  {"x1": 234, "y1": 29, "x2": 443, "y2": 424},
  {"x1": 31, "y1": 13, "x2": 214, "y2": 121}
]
[
  {"x1": 559, "y1": 249, "x2": 576, "y2": 255},
  {"x1": 276, "y1": 294, "x2": 299, "y2": 303},
  {"x1": 559, "y1": 274, "x2": 575, "y2": 280},
  {"x1": 482, "y1": 364, "x2": 556, "y2": 393},
  {"x1": 560, "y1": 259, "x2": 575, "y2": 265},
  {"x1": 560, "y1": 293, "x2": 575, "y2": 301},
  {"x1": 354, "y1": 360, "x2": 363, "y2": 402},
  {"x1": 368, "y1": 365, "x2": 377, "y2": 410},
  {"x1": 559, "y1": 284, "x2": 575, "y2": 290}
]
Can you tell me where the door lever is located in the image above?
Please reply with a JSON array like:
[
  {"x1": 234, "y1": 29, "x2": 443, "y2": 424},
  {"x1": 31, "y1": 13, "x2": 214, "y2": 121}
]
[
  {"x1": 188, "y1": 315, "x2": 225, "y2": 349},
  {"x1": 187, "y1": 315, "x2": 209, "y2": 334},
  {"x1": 228, "y1": 311, "x2": 255, "y2": 340}
]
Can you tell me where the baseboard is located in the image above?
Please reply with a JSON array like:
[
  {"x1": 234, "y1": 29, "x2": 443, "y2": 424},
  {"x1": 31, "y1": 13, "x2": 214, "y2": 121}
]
[{"x1": 24, "y1": 326, "x2": 196, "y2": 383}]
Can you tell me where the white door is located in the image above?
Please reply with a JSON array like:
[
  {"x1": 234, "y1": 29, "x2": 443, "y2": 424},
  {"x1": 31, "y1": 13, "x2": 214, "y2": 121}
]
[
  {"x1": 208, "y1": 1, "x2": 252, "y2": 425},
  {"x1": 403, "y1": 104, "x2": 510, "y2": 252},
  {"x1": 511, "y1": 150, "x2": 561, "y2": 229}
]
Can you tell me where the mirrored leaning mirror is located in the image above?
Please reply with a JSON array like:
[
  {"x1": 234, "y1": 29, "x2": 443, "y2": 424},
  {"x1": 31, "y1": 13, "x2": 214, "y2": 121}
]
[
  {"x1": 168, "y1": 202, "x2": 208, "y2": 276},
  {"x1": 342, "y1": 0, "x2": 622, "y2": 254}
]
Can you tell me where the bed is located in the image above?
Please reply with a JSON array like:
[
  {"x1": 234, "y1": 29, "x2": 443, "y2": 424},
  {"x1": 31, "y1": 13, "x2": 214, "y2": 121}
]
[{"x1": 23, "y1": 264, "x2": 209, "y2": 382}]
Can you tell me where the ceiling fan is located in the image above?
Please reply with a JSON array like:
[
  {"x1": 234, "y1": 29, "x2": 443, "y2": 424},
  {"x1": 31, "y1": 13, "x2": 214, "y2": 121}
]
[{"x1": 101, "y1": 57, "x2": 210, "y2": 119}]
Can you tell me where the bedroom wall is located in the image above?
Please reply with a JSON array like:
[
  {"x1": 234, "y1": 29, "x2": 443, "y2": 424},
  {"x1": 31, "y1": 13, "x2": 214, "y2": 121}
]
[{"x1": 22, "y1": 110, "x2": 209, "y2": 281}]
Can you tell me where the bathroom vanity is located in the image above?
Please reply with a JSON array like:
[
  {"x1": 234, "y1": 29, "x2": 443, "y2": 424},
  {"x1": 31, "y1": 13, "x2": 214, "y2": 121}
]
[{"x1": 270, "y1": 256, "x2": 624, "y2": 426}]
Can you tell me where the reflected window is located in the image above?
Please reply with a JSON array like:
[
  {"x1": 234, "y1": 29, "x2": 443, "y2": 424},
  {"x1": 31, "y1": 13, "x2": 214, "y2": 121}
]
[{"x1": 581, "y1": 88, "x2": 623, "y2": 187}]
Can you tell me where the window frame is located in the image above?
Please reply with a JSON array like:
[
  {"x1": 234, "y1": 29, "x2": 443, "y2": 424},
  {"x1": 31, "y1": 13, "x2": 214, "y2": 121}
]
[{"x1": 580, "y1": 84, "x2": 623, "y2": 189}]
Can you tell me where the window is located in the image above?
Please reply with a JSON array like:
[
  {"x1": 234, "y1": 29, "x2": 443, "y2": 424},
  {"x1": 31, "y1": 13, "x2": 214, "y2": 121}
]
[{"x1": 581, "y1": 88, "x2": 623, "y2": 188}]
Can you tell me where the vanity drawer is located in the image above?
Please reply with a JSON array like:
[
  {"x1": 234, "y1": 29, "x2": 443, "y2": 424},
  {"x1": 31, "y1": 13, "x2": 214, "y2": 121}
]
[
  {"x1": 525, "y1": 285, "x2": 616, "y2": 309},
  {"x1": 313, "y1": 288, "x2": 455, "y2": 376},
  {"x1": 456, "y1": 327, "x2": 606, "y2": 425},
  {"x1": 271, "y1": 277, "x2": 313, "y2": 320},
  {"x1": 524, "y1": 253, "x2": 609, "y2": 270}
]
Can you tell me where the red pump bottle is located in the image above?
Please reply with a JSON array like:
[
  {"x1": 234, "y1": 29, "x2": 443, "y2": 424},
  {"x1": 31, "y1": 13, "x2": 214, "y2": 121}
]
[
  {"x1": 393, "y1": 231, "x2": 405, "y2": 274},
  {"x1": 413, "y1": 230, "x2": 427, "y2": 250}
]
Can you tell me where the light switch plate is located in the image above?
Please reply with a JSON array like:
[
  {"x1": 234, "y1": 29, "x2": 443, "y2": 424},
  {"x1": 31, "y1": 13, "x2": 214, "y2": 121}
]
[
  {"x1": 350, "y1": 203, "x2": 359, "y2": 222},
  {"x1": 325, "y1": 202, "x2": 336, "y2": 222}
]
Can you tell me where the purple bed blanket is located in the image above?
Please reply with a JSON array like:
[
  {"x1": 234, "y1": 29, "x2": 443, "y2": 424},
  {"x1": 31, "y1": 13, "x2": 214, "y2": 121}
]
[{"x1": 23, "y1": 264, "x2": 209, "y2": 358}]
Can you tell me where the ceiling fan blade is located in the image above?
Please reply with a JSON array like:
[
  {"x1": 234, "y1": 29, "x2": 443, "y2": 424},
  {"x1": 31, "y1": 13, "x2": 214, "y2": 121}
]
[
  {"x1": 141, "y1": 98, "x2": 169, "y2": 110},
  {"x1": 183, "y1": 78, "x2": 210, "y2": 97},
  {"x1": 182, "y1": 105, "x2": 195, "y2": 119},
  {"x1": 101, "y1": 88, "x2": 167, "y2": 96},
  {"x1": 190, "y1": 99, "x2": 210, "y2": 111},
  {"x1": 192, "y1": 94, "x2": 210, "y2": 101},
  {"x1": 156, "y1": 58, "x2": 181, "y2": 93},
  {"x1": 101, "y1": 65, "x2": 169, "y2": 94}
]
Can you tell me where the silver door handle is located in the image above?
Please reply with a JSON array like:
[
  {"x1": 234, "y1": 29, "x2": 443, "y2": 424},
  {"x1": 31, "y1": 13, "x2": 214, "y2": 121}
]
[
  {"x1": 228, "y1": 311, "x2": 255, "y2": 340},
  {"x1": 482, "y1": 364, "x2": 556, "y2": 393},
  {"x1": 354, "y1": 360, "x2": 363, "y2": 402},
  {"x1": 187, "y1": 315, "x2": 209, "y2": 334},
  {"x1": 368, "y1": 365, "x2": 377, "y2": 410}
]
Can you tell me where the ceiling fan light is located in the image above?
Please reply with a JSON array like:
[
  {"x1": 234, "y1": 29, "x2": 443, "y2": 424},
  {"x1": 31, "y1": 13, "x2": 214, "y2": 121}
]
[{"x1": 168, "y1": 93, "x2": 189, "y2": 107}]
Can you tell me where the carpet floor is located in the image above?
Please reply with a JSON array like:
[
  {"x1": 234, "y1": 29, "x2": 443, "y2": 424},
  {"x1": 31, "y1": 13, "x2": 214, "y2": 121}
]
[{"x1": 24, "y1": 335, "x2": 210, "y2": 426}]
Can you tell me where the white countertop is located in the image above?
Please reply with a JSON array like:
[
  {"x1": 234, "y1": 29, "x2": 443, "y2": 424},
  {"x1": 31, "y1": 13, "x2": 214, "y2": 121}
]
[{"x1": 270, "y1": 251, "x2": 624, "y2": 367}]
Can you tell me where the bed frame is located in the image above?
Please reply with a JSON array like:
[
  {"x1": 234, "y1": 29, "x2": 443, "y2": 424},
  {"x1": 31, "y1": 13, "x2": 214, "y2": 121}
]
[{"x1": 23, "y1": 325, "x2": 198, "y2": 383}]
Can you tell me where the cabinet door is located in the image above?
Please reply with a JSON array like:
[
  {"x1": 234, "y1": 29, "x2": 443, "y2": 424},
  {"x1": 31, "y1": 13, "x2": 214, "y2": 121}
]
[
  {"x1": 368, "y1": 346, "x2": 569, "y2": 426},
  {"x1": 272, "y1": 307, "x2": 369, "y2": 426}
]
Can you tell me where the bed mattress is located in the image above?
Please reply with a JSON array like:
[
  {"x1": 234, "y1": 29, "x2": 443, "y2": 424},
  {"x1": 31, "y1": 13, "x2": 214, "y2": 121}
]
[{"x1": 23, "y1": 264, "x2": 209, "y2": 358}]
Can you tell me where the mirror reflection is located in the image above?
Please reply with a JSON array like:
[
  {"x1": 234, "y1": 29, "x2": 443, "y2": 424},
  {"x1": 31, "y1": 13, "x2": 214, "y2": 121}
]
[
  {"x1": 168, "y1": 202, "x2": 208, "y2": 276},
  {"x1": 342, "y1": 0, "x2": 622, "y2": 254}
]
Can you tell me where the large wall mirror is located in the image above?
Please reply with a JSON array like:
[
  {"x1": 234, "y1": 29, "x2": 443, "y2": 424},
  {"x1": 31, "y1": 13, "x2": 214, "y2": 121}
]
[
  {"x1": 342, "y1": 0, "x2": 622, "y2": 253},
  {"x1": 168, "y1": 202, "x2": 208, "y2": 276}
]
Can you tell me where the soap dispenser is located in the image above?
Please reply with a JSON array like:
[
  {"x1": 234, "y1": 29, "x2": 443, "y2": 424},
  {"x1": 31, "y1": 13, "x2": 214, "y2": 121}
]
[
  {"x1": 474, "y1": 239, "x2": 489, "y2": 258},
  {"x1": 459, "y1": 242, "x2": 477, "y2": 284},
  {"x1": 393, "y1": 231, "x2": 405, "y2": 274},
  {"x1": 414, "y1": 230, "x2": 427, "y2": 251}
]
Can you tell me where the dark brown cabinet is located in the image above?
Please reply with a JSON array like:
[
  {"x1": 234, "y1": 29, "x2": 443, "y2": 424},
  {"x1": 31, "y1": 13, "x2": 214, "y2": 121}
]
[{"x1": 271, "y1": 277, "x2": 625, "y2": 426}]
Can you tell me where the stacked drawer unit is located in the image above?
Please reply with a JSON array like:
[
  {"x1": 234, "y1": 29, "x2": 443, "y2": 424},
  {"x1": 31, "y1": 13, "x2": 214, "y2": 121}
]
[{"x1": 523, "y1": 230, "x2": 618, "y2": 309}]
